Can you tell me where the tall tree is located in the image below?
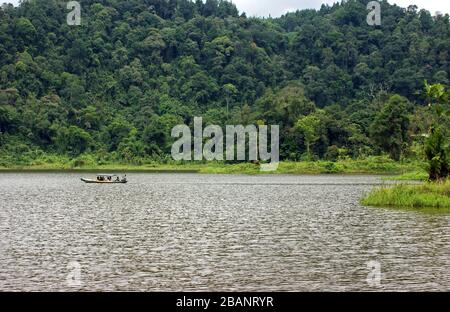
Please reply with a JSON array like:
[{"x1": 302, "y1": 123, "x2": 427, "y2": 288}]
[
  {"x1": 369, "y1": 95, "x2": 410, "y2": 161},
  {"x1": 424, "y1": 83, "x2": 449, "y2": 181}
]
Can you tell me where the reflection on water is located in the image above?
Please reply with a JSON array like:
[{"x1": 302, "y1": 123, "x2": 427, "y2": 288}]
[{"x1": 0, "y1": 173, "x2": 449, "y2": 291}]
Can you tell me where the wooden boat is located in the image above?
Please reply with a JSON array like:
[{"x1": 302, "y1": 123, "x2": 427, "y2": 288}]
[{"x1": 81, "y1": 174, "x2": 128, "y2": 184}]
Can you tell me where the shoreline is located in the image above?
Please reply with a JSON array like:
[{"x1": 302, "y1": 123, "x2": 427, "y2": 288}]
[
  {"x1": 0, "y1": 168, "x2": 201, "y2": 173},
  {"x1": 0, "y1": 159, "x2": 427, "y2": 178}
]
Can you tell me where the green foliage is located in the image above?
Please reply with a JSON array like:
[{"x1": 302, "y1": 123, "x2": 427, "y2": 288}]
[
  {"x1": 0, "y1": 104, "x2": 17, "y2": 132},
  {"x1": 0, "y1": 0, "x2": 449, "y2": 165},
  {"x1": 296, "y1": 113, "x2": 322, "y2": 159},
  {"x1": 369, "y1": 95, "x2": 410, "y2": 161},
  {"x1": 142, "y1": 115, "x2": 168, "y2": 155},
  {"x1": 362, "y1": 181, "x2": 450, "y2": 209},
  {"x1": 54, "y1": 125, "x2": 93, "y2": 156},
  {"x1": 424, "y1": 83, "x2": 450, "y2": 181}
]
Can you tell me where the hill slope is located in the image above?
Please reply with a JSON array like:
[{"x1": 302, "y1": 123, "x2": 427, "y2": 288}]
[{"x1": 0, "y1": 0, "x2": 449, "y2": 165}]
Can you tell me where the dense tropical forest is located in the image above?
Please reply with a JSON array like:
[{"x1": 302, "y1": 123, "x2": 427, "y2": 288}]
[{"x1": 0, "y1": 0, "x2": 449, "y2": 170}]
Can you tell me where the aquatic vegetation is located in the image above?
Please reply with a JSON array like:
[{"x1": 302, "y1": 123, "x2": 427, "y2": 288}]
[{"x1": 362, "y1": 180, "x2": 450, "y2": 209}]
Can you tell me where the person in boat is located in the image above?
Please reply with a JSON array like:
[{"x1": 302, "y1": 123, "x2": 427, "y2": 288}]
[
  {"x1": 121, "y1": 174, "x2": 127, "y2": 182},
  {"x1": 116, "y1": 176, "x2": 120, "y2": 182}
]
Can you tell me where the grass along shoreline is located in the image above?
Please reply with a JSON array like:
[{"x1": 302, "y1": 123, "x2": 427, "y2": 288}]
[
  {"x1": 362, "y1": 180, "x2": 450, "y2": 209},
  {"x1": 3, "y1": 154, "x2": 447, "y2": 210},
  {"x1": 0, "y1": 156, "x2": 425, "y2": 175}
]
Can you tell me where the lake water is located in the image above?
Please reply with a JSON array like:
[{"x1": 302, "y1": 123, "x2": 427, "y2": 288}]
[{"x1": 0, "y1": 173, "x2": 449, "y2": 292}]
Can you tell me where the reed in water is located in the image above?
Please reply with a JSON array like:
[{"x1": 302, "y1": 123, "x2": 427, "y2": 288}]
[{"x1": 362, "y1": 180, "x2": 450, "y2": 209}]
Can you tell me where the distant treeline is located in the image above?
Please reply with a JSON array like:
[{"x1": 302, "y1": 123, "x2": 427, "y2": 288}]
[{"x1": 0, "y1": 0, "x2": 449, "y2": 165}]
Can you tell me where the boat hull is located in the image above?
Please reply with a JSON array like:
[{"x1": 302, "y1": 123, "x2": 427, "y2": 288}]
[{"x1": 81, "y1": 178, "x2": 127, "y2": 184}]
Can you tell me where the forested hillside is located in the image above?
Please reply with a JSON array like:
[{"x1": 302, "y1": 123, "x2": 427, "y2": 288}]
[{"x1": 0, "y1": 0, "x2": 449, "y2": 166}]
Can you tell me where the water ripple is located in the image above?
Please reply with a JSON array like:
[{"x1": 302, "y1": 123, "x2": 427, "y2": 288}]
[{"x1": 0, "y1": 173, "x2": 449, "y2": 291}]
